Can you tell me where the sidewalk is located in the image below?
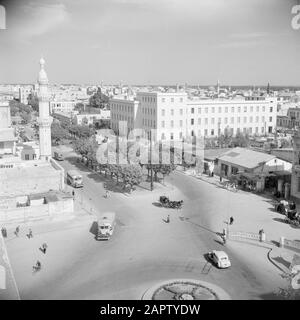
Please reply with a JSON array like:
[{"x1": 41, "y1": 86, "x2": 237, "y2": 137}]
[
  {"x1": 0, "y1": 234, "x2": 20, "y2": 300},
  {"x1": 268, "y1": 246, "x2": 299, "y2": 274}
]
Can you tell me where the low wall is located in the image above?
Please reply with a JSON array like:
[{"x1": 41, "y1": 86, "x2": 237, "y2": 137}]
[
  {"x1": 50, "y1": 158, "x2": 65, "y2": 190},
  {"x1": 0, "y1": 198, "x2": 73, "y2": 224},
  {"x1": 280, "y1": 237, "x2": 300, "y2": 253},
  {"x1": 228, "y1": 231, "x2": 262, "y2": 242}
]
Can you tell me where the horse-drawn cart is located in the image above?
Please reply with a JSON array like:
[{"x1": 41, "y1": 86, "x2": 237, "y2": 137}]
[{"x1": 159, "y1": 196, "x2": 183, "y2": 209}]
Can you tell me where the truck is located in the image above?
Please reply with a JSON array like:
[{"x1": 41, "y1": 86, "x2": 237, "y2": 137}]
[
  {"x1": 96, "y1": 212, "x2": 116, "y2": 240},
  {"x1": 67, "y1": 170, "x2": 83, "y2": 188},
  {"x1": 54, "y1": 151, "x2": 64, "y2": 161}
]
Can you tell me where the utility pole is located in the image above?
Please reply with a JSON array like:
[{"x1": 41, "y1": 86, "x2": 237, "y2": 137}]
[{"x1": 150, "y1": 132, "x2": 153, "y2": 191}]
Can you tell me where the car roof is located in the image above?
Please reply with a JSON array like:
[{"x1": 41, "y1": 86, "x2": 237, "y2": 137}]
[{"x1": 212, "y1": 250, "x2": 228, "y2": 259}]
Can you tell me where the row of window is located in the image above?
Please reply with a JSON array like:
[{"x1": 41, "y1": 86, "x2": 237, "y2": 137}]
[
  {"x1": 142, "y1": 107, "x2": 155, "y2": 116},
  {"x1": 143, "y1": 119, "x2": 156, "y2": 127},
  {"x1": 161, "y1": 116, "x2": 272, "y2": 128},
  {"x1": 161, "y1": 97, "x2": 184, "y2": 103},
  {"x1": 160, "y1": 126, "x2": 268, "y2": 140},
  {"x1": 161, "y1": 105, "x2": 273, "y2": 116},
  {"x1": 111, "y1": 103, "x2": 133, "y2": 113},
  {"x1": 111, "y1": 114, "x2": 134, "y2": 124},
  {"x1": 141, "y1": 96, "x2": 156, "y2": 103},
  {"x1": 190, "y1": 105, "x2": 272, "y2": 114}
]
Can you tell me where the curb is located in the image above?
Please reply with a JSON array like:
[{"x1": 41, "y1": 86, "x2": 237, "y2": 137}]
[{"x1": 267, "y1": 248, "x2": 287, "y2": 274}]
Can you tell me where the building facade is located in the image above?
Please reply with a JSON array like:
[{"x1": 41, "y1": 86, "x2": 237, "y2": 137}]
[{"x1": 110, "y1": 91, "x2": 277, "y2": 142}]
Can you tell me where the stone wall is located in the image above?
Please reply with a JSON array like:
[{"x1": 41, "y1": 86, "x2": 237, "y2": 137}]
[
  {"x1": 0, "y1": 198, "x2": 74, "y2": 224},
  {"x1": 0, "y1": 172, "x2": 62, "y2": 196}
]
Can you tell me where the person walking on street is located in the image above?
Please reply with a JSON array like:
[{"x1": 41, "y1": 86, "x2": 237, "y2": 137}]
[
  {"x1": 166, "y1": 215, "x2": 170, "y2": 223},
  {"x1": 27, "y1": 228, "x2": 33, "y2": 239},
  {"x1": 41, "y1": 243, "x2": 48, "y2": 254},
  {"x1": 15, "y1": 226, "x2": 20, "y2": 237},
  {"x1": 72, "y1": 190, "x2": 75, "y2": 198},
  {"x1": 1, "y1": 227, "x2": 7, "y2": 238},
  {"x1": 229, "y1": 216, "x2": 234, "y2": 225},
  {"x1": 33, "y1": 260, "x2": 42, "y2": 272}
]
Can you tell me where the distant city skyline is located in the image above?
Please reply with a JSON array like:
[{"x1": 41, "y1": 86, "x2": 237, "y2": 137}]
[{"x1": 0, "y1": 0, "x2": 300, "y2": 85}]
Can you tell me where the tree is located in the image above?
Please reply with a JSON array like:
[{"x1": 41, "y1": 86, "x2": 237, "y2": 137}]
[
  {"x1": 69, "y1": 124, "x2": 94, "y2": 139},
  {"x1": 9, "y1": 100, "x2": 33, "y2": 124},
  {"x1": 20, "y1": 110, "x2": 31, "y2": 124},
  {"x1": 120, "y1": 164, "x2": 143, "y2": 192},
  {"x1": 74, "y1": 102, "x2": 84, "y2": 112},
  {"x1": 27, "y1": 93, "x2": 39, "y2": 112},
  {"x1": 89, "y1": 87, "x2": 109, "y2": 109},
  {"x1": 146, "y1": 164, "x2": 176, "y2": 183},
  {"x1": 231, "y1": 132, "x2": 250, "y2": 148},
  {"x1": 51, "y1": 122, "x2": 69, "y2": 145}
]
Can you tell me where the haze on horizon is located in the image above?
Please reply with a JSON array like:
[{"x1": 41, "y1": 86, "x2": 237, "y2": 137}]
[{"x1": 0, "y1": 0, "x2": 299, "y2": 86}]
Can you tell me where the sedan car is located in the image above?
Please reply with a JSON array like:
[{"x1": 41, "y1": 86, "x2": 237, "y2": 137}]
[{"x1": 207, "y1": 250, "x2": 231, "y2": 269}]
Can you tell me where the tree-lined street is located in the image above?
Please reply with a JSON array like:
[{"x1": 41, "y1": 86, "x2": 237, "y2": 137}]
[{"x1": 5, "y1": 145, "x2": 289, "y2": 300}]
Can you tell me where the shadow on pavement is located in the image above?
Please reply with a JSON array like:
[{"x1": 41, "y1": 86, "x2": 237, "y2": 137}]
[
  {"x1": 273, "y1": 217, "x2": 287, "y2": 224},
  {"x1": 214, "y1": 239, "x2": 225, "y2": 246},
  {"x1": 152, "y1": 202, "x2": 163, "y2": 208},
  {"x1": 260, "y1": 292, "x2": 283, "y2": 300},
  {"x1": 272, "y1": 256, "x2": 291, "y2": 269},
  {"x1": 64, "y1": 156, "x2": 91, "y2": 172},
  {"x1": 187, "y1": 220, "x2": 217, "y2": 235},
  {"x1": 270, "y1": 240, "x2": 280, "y2": 247},
  {"x1": 89, "y1": 221, "x2": 98, "y2": 236}
]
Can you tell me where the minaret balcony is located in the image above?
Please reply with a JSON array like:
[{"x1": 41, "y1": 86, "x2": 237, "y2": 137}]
[
  {"x1": 38, "y1": 95, "x2": 50, "y2": 102},
  {"x1": 37, "y1": 117, "x2": 53, "y2": 127}
]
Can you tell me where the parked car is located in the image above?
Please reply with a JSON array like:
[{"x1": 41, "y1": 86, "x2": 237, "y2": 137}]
[
  {"x1": 207, "y1": 250, "x2": 231, "y2": 269},
  {"x1": 275, "y1": 200, "x2": 296, "y2": 215}
]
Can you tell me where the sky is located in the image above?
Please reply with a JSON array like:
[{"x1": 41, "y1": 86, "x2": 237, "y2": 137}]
[{"x1": 0, "y1": 0, "x2": 299, "y2": 85}]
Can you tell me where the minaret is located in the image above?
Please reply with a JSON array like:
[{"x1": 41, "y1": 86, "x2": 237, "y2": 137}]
[
  {"x1": 267, "y1": 82, "x2": 270, "y2": 95},
  {"x1": 217, "y1": 79, "x2": 220, "y2": 97},
  {"x1": 37, "y1": 57, "x2": 52, "y2": 161}
]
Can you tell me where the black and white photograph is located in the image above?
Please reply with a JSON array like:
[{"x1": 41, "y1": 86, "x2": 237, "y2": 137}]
[{"x1": 0, "y1": 0, "x2": 300, "y2": 308}]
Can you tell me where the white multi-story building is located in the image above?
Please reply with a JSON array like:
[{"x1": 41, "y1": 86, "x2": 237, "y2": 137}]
[
  {"x1": 50, "y1": 100, "x2": 77, "y2": 114},
  {"x1": 110, "y1": 91, "x2": 277, "y2": 141},
  {"x1": 74, "y1": 110, "x2": 110, "y2": 126},
  {"x1": 110, "y1": 97, "x2": 140, "y2": 134}
]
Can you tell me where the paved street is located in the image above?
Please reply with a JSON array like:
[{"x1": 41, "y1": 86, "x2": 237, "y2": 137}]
[{"x1": 5, "y1": 146, "x2": 290, "y2": 300}]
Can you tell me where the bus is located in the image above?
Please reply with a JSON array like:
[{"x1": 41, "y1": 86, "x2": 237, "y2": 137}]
[
  {"x1": 54, "y1": 151, "x2": 64, "y2": 161},
  {"x1": 96, "y1": 212, "x2": 116, "y2": 240},
  {"x1": 67, "y1": 170, "x2": 83, "y2": 188}
]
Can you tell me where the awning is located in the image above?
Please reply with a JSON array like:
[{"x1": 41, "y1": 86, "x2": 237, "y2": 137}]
[{"x1": 273, "y1": 170, "x2": 292, "y2": 176}]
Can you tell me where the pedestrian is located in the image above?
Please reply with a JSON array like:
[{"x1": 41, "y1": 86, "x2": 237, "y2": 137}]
[
  {"x1": 105, "y1": 190, "x2": 110, "y2": 198},
  {"x1": 166, "y1": 215, "x2": 170, "y2": 223},
  {"x1": 33, "y1": 260, "x2": 42, "y2": 272},
  {"x1": 27, "y1": 228, "x2": 33, "y2": 239},
  {"x1": 229, "y1": 216, "x2": 234, "y2": 225},
  {"x1": 1, "y1": 227, "x2": 7, "y2": 238},
  {"x1": 15, "y1": 226, "x2": 20, "y2": 237},
  {"x1": 41, "y1": 242, "x2": 48, "y2": 254},
  {"x1": 220, "y1": 175, "x2": 222, "y2": 183},
  {"x1": 72, "y1": 190, "x2": 75, "y2": 198}
]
